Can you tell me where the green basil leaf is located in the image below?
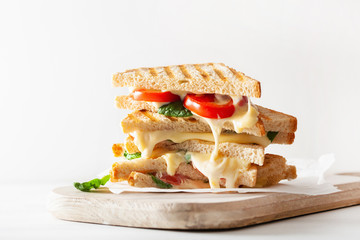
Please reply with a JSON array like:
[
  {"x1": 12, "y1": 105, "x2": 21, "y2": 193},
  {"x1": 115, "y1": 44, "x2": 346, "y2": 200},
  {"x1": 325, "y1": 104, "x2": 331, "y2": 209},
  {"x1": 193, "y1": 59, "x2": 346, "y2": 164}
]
[
  {"x1": 150, "y1": 175, "x2": 173, "y2": 189},
  {"x1": 267, "y1": 131, "x2": 279, "y2": 142},
  {"x1": 158, "y1": 101, "x2": 193, "y2": 117},
  {"x1": 124, "y1": 151, "x2": 141, "y2": 160},
  {"x1": 184, "y1": 154, "x2": 191, "y2": 164},
  {"x1": 74, "y1": 175, "x2": 110, "y2": 192}
]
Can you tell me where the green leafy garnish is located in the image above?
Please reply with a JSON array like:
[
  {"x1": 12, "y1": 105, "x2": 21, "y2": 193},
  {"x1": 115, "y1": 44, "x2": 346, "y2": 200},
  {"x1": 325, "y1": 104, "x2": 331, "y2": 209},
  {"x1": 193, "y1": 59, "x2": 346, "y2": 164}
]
[
  {"x1": 124, "y1": 151, "x2": 141, "y2": 160},
  {"x1": 74, "y1": 175, "x2": 110, "y2": 192},
  {"x1": 267, "y1": 131, "x2": 279, "y2": 142},
  {"x1": 150, "y1": 175, "x2": 173, "y2": 189},
  {"x1": 158, "y1": 101, "x2": 193, "y2": 117},
  {"x1": 184, "y1": 154, "x2": 191, "y2": 164}
]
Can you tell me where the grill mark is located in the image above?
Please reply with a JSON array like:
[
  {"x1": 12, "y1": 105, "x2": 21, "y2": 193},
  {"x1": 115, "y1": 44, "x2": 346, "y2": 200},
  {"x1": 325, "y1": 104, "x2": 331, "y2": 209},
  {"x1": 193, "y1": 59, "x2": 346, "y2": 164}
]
[
  {"x1": 213, "y1": 68, "x2": 227, "y2": 82},
  {"x1": 187, "y1": 117, "x2": 197, "y2": 123},
  {"x1": 149, "y1": 68, "x2": 158, "y2": 77},
  {"x1": 128, "y1": 113, "x2": 137, "y2": 122},
  {"x1": 164, "y1": 115, "x2": 178, "y2": 122},
  {"x1": 194, "y1": 64, "x2": 210, "y2": 80},
  {"x1": 125, "y1": 68, "x2": 143, "y2": 79},
  {"x1": 141, "y1": 111, "x2": 160, "y2": 122},
  {"x1": 164, "y1": 66, "x2": 174, "y2": 78},
  {"x1": 179, "y1": 65, "x2": 192, "y2": 79},
  {"x1": 135, "y1": 69, "x2": 143, "y2": 78},
  {"x1": 209, "y1": 63, "x2": 226, "y2": 85},
  {"x1": 259, "y1": 112, "x2": 271, "y2": 120},
  {"x1": 229, "y1": 68, "x2": 244, "y2": 82}
]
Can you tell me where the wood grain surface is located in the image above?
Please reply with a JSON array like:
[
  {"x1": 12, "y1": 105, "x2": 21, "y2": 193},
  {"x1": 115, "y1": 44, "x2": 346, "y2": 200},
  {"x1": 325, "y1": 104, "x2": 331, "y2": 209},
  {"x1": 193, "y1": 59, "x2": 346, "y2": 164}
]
[{"x1": 47, "y1": 173, "x2": 360, "y2": 230}]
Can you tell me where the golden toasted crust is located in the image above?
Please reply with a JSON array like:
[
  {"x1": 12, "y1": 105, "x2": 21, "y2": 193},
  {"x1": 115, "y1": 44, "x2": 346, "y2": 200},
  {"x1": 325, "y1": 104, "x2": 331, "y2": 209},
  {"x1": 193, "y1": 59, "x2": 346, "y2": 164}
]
[
  {"x1": 112, "y1": 144, "x2": 123, "y2": 157},
  {"x1": 127, "y1": 172, "x2": 157, "y2": 188},
  {"x1": 255, "y1": 154, "x2": 297, "y2": 187},
  {"x1": 113, "y1": 63, "x2": 261, "y2": 98},
  {"x1": 257, "y1": 106, "x2": 297, "y2": 133},
  {"x1": 111, "y1": 154, "x2": 296, "y2": 188},
  {"x1": 272, "y1": 132, "x2": 295, "y2": 145}
]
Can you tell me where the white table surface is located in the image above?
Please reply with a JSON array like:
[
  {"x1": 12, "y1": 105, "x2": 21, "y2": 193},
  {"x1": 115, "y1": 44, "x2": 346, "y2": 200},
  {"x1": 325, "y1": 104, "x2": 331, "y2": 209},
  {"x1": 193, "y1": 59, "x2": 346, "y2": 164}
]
[{"x1": 1, "y1": 183, "x2": 360, "y2": 240}]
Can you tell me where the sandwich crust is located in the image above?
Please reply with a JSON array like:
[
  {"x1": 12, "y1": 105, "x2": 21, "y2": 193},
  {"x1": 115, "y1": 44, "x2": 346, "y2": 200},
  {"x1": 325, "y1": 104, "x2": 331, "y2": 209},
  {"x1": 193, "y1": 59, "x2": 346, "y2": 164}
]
[{"x1": 113, "y1": 63, "x2": 261, "y2": 97}]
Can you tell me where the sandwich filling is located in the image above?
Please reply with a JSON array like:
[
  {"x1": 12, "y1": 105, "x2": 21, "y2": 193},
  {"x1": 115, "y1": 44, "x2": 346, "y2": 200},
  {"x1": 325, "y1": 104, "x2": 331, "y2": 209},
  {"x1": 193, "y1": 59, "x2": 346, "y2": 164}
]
[
  {"x1": 162, "y1": 151, "x2": 254, "y2": 188},
  {"x1": 131, "y1": 130, "x2": 270, "y2": 158},
  {"x1": 127, "y1": 88, "x2": 261, "y2": 188}
]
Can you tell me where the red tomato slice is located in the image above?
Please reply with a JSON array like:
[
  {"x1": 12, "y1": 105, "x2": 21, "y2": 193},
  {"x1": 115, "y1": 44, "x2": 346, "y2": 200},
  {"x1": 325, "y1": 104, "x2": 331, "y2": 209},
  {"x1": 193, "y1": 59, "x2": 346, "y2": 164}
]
[
  {"x1": 132, "y1": 89, "x2": 181, "y2": 102},
  {"x1": 238, "y1": 96, "x2": 248, "y2": 107},
  {"x1": 183, "y1": 94, "x2": 235, "y2": 119},
  {"x1": 160, "y1": 174, "x2": 189, "y2": 185}
]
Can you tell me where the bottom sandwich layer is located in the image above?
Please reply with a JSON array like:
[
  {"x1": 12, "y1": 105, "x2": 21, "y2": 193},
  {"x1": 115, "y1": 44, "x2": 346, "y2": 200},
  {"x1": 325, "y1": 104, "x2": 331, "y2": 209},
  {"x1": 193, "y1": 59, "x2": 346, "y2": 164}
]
[{"x1": 110, "y1": 153, "x2": 296, "y2": 189}]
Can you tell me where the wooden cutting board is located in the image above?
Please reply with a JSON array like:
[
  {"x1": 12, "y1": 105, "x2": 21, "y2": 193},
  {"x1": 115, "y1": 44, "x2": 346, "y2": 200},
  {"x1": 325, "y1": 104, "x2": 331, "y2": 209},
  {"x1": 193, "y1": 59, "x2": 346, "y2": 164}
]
[{"x1": 48, "y1": 173, "x2": 360, "y2": 230}]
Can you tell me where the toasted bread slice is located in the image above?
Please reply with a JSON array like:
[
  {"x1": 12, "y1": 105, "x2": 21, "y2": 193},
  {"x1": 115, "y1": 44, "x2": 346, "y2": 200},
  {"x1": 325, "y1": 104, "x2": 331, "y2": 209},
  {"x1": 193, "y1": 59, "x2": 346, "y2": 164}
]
[
  {"x1": 111, "y1": 154, "x2": 296, "y2": 188},
  {"x1": 115, "y1": 135, "x2": 266, "y2": 166},
  {"x1": 258, "y1": 105, "x2": 297, "y2": 133},
  {"x1": 255, "y1": 154, "x2": 297, "y2": 187},
  {"x1": 111, "y1": 156, "x2": 207, "y2": 183},
  {"x1": 113, "y1": 63, "x2": 261, "y2": 97},
  {"x1": 120, "y1": 104, "x2": 266, "y2": 135},
  {"x1": 120, "y1": 105, "x2": 297, "y2": 137}
]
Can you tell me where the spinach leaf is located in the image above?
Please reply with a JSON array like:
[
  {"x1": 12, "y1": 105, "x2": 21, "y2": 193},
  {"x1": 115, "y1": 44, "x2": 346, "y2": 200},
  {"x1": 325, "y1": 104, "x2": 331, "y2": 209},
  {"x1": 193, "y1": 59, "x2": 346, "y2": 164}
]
[
  {"x1": 267, "y1": 131, "x2": 279, "y2": 142},
  {"x1": 124, "y1": 151, "x2": 141, "y2": 160},
  {"x1": 184, "y1": 154, "x2": 191, "y2": 164},
  {"x1": 74, "y1": 175, "x2": 110, "y2": 192},
  {"x1": 158, "y1": 101, "x2": 193, "y2": 117},
  {"x1": 150, "y1": 175, "x2": 173, "y2": 189}
]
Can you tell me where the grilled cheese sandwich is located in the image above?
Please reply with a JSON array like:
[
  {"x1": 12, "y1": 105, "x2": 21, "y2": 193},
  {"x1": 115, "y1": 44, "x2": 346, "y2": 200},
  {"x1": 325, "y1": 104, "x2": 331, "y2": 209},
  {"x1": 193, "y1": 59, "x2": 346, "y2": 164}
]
[{"x1": 110, "y1": 63, "x2": 297, "y2": 189}]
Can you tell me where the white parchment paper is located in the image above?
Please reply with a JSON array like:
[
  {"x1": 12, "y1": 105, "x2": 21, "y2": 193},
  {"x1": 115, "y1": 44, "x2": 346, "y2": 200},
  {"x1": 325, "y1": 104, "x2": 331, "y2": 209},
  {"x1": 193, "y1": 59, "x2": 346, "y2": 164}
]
[{"x1": 105, "y1": 154, "x2": 360, "y2": 195}]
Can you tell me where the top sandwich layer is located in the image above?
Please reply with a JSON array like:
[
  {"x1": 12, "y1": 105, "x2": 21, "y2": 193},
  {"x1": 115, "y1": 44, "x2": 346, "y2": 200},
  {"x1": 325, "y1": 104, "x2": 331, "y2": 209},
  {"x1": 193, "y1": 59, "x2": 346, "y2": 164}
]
[{"x1": 113, "y1": 63, "x2": 261, "y2": 98}]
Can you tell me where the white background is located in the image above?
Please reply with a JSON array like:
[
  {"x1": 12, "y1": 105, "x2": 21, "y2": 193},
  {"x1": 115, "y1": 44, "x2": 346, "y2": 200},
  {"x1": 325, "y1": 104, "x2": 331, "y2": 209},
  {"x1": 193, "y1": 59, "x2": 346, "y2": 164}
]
[{"x1": 1, "y1": 0, "x2": 360, "y2": 184}]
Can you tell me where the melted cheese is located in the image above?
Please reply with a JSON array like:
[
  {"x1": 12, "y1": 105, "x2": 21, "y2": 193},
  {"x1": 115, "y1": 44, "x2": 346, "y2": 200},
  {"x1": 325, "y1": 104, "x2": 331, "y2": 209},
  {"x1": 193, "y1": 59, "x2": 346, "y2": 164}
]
[
  {"x1": 130, "y1": 90, "x2": 261, "y2": 189},
  {"x1": 151, "y1": 102, "x2": 169, "y2": 109},
  {"x1": 162, "y1": 152, "x2": 186, "y2": 176},
  {"x1": 192, "y1": 99, "x2": 259, "y2": 163},
  {"x1": 169, "y1": 90, "x2": 188, "y2": 100},
  {"x1": 189, "y1": 152, "x2": 251, "y2": 188},
  {"x1": 131, "y1": 130, "x2": 270, "y2": 158},
  {"x1": 189, "y1": 100, "x2": 259, "y2": 188}
]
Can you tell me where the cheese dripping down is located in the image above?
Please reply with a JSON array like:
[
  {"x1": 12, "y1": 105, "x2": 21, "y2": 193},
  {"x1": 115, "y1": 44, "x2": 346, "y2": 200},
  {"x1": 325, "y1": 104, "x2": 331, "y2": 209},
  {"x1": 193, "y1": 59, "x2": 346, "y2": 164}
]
[
  {"x1": 188, "y1": 152, "x2": 253, "y2": 188},
  {"x1": 192, "y1": 97, "x2": 259, "y2": 164},
  {"x1": 162, "y1": 152, "x2": 186, "y2": 176},
  {"x1": 130, "y1": 92, "x2": 260, "y2": 189}
]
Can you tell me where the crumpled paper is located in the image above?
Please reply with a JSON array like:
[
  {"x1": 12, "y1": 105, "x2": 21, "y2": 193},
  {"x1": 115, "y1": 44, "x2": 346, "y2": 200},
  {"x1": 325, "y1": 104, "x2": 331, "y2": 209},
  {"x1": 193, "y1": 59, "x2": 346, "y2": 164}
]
[{"x1": 105, "y1": 153, "x2": 360, "y2": 195}]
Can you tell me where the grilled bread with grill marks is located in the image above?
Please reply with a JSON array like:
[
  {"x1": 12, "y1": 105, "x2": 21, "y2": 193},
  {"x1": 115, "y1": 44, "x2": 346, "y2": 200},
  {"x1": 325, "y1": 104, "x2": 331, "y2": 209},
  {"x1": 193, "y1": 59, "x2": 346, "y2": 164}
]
[
  {"x1": 113, "y1": 63, "x2": 261, "y2": 97},
  {"x1": 120, "y1": 106, "x2": 297, "y2": 139}
]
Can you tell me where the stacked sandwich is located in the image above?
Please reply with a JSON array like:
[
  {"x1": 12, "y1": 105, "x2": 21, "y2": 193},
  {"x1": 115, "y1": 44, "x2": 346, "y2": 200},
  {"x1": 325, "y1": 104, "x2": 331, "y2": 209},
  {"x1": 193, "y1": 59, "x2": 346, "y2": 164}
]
[{"x1": 110, "y1": 63, "x2": 297, "y2": 189}]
